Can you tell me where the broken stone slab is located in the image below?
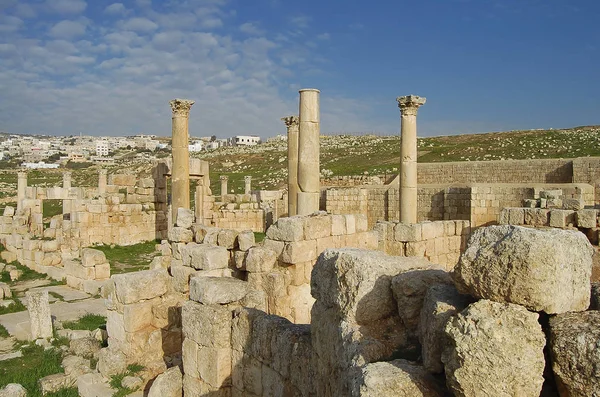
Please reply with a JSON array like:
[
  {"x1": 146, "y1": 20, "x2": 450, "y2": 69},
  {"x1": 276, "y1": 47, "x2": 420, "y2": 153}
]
[
  {"x1": 112, "y1": 268, "x2": 170, "y2": 305},
  {"x1": 39, "y1": 373, "x2": 73, "y2": 396},
  {"x1": 442, "y1": 299, "x2": 546, "y2": 397},
  {"x1": 419, "y1": 284, "x2": 470, "y2": 374},
  {"x1": 189, "y1": 277, "x2": 249, "y2": 305},
  {"x1": 351, "y1": 359, "x2": 446, "y2": 397},
  {"x1": 454, "y1": 225, "x2": 592, "y2": 314},
  {"x1": 77, "y1": 373, "x2": 117, "y2": 397},
  {"x1": 188, "y1": 245, "x2": 229, "y2": 270},
  {"x1": 391, "y1": 267, "x2": 452, "y2": 336},
  {"x1": 26, "y1": 290, "x2": 53, "y2": 340},
  {"x1": 176, "y1": 207, "x2": 194, "y2": 228},
  {"x1": 147, "y1": 366, "x2": 183, "y2": 397},
  {"x1": 548, "y1": 311, "x2": 600, "y2": 397},
  {"x1": 81, "y1": 248, "x2": 107, "y2": 267}
]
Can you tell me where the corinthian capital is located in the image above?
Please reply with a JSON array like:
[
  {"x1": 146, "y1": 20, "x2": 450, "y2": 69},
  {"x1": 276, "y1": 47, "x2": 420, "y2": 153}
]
[
  {"x1": 170, "y1": 99, "x2": 195, "y2": 117},
  {"x1": 281, "y1": 115, "x2": 299, "y2": 128},
  {"x1": 397, "y1": 95, "x2": 426, "y2": 116}
]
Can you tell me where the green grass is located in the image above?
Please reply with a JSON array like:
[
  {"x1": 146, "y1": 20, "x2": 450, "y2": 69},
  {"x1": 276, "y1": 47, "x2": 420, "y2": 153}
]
[
  {"x1": 62, "y1": 314, "x2": 106, "y2": 331},
  {"x1": 45, "y1": 387, "x2": 79, "y2": 397},
  {"x1": 0, "y1": 271, "x2": 10, "y2": 283},
  {"x1": 94, "y1": 240, "x2": 159, "y2": 274},
  {"x1": 48, "y1": 291, "x2": 64, "y2": 301},
  {"x1": 254, "y1": 232, "x2": 266, "y2": 243},
  {"x1": 0, "y1": 344, "x2": 66, "y2": 396},
  {"x1": 7, "y1": 261, "x2": 47, "y2": 282},
  {"x1": 43, "y1": 199, "x2": 63, "y2": 219},
  {"x1": 0, "y1": 323, "x2": 9, "y2": 338},
  {"x1": 0, "y1": 299, "x2": 26, "y2": 315},
  {"x1": 110, "y1": 364, "x2": 145, "y2": 397}
]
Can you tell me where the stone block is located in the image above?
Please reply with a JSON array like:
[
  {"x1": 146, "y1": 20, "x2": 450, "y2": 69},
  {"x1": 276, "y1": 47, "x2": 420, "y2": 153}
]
[
  {"x1": 190, "y1": 276, "x2": 249, "y2": 304},
  {"x1": 331, "y1": 215, "x2": 346, "y2": 236},
  {"x1": 266, "y1": 216, "x2": 304, "y2": 241},
  {"x1": 171, "y1": 266, "x2": 196, "y2": 293},
  {"x1": 442, "y1": 300, "x2": 545, "y2": 397},
  {"x1": 81, "y1": 248, "x2": 107, "y2": 267},
  {"x1": 188, "y1": 245, "x2": 229, "y2": 270},
  {"x1": 344, "y1": 215, "x2": 356, "y2": 234},
  {"x1": 281, "y1": 240, "x2": 317, "y2": 264},
  {"x1": 123, "y1": 301, "x2": 153, "y2": 333},
  {"x1": 148, "y1": 366, "x2": 183, "y2": 397},
  {"x1": 176, "y1": 208, "x2": 195, "y2": 228},
  {"x1": 355, "y1": 214, "x2": 368, "y2": 232},
  {"x1": 563, "y1": 198, "x2": 585, "y2": 211},
  {"x1": 218, "y1": 229, "x2": 238, "y2": 249},
  {"x1": 577, "y1": 209, "x2": 598, "y2": 228},
  {"x1": 454, "y1": 225, "x2": 593, "y2": 314},
  {"x1": 245, "y1": 247, "x2": 277, "y2": 273},
  {"x1": 113, "y1": 269, "x2": 170, "y2": 305},
  {"x1": 95, "y1": 263, "x2": 110, "y2": 280},
  {"x1": 237, "y1": 230, "x2": 255, "y2": 251},
  {"x1": 549, "y1": 209, "x2": 576, "y2": 228},
  {"x1": 421, "y1": 221, "x2": 444, "y2": 240},
  {"x1": 26, "y1": 290, "x2": 53, "y2": 339},
  {"x1": 524, "y1": 208, "x2": 550, "y2": 226},
  {"x1": 197, "y1": 347, "x2": 232, "y2": 388},
  {"x1": 168, "y1": 227, "x2": 194, "y2": 243},
  {"x1": 394, "y1": 223, "x2": 422, "y2": 242},
  {"x1": 182, "y1": 301, "x2": 232, "y2": 348},
  {"x1": 304, "y1": 214, "x2": 331, "y2": 239}
]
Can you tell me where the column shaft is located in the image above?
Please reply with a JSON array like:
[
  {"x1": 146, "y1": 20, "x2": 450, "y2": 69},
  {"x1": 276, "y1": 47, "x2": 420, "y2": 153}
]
[
  {"x1": 170, "y1": 99, "x2": 194, "y2": 223},
  {"x1": 297, "y1": 89, "x2": 321, "y2": 215},
  {"x1": 17, "y1": 171, "x2": 27, "y2": 211},
  {"x1": 283, "y1": 116, "x2": 300, "y2": 216},
  {"x1": 98, "y1": 169, "x2": 107, "y2": 196}
]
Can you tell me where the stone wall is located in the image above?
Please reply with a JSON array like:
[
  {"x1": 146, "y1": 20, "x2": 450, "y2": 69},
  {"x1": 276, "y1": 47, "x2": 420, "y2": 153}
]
[{"x1": 212, "y1": 209, "x2": 265, "y2": 232}]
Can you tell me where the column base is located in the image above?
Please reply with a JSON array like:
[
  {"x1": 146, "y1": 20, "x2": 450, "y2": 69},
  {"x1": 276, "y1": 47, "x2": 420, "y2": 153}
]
[{"x1": 297, "y1": 192, "x2": 320, "y2": 216}]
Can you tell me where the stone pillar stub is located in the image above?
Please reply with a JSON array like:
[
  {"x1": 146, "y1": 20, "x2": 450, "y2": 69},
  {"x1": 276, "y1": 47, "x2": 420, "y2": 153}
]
[
  {"x1": 26, "y1": 290, "x2": 53, "y2": 339},
  {"x1": 244, "y1": 176, "x2": 252, "y2": 194},
  {"x1": 17, "y1": 171, "x2": 27, "y2": 211},
  {"x1": 283, "y1": 115, "x2": 300, "y2": 216},
  {"x1": 170, "y1": 98, "x2": 194, "y2": 223},
  {"x1": 98, "y1": 169, "x2": 107, "y2": 196},
  {"x1": 397, "y1": 95, "x2": 426, "y2": 224},
  {"x1": 297, "y1": 89, "x2": 320, "y2": 215},
  {"x1": 62, "y1": 172, "x2": 72, "y2": 189},
  {"x1": 220, "y1": 175, "x2": 228, "y2": 197}
]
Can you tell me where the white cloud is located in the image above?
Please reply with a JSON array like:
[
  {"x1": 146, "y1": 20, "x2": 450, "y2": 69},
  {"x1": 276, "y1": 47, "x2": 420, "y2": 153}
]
[
  {"x1": 14, "y1": 3, "x2": 36, "y2": 18},
  {"x1": 48, "y1": 20, "x2": 87, "y2": 39},
  {"x1": 104, "y1": 3, "x2": 126, "y2": 15},
  {"x1": 239, "y1": 22, "x2": 264, "y2": 36},
  {"x1": 120, "y1": 17, "x2": 158, "y2": 33},
  {"x1": 316, "y1": 33, "x2": 330, "y2": 40},
  {"x1": 290, "y1": 15, "x2": 311, "y2": 29},
  {"x1": 45, "y1": 0, "x2": 87, "y2": 14},
  {"x1": 135, "y1": 0, "x2": 151, "y2": 8},
  {"x1": 0, "y1": 15, "x2": 23, "y2": 32}
]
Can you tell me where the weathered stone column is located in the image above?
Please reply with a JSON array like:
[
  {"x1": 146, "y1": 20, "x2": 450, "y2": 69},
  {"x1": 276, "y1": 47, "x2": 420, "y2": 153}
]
[
  {"x1": 282, "y1": 116, "x2": 300, "y2": 216},
  {"x1": 195, "y1": 180, "x2": 205, "y2": 225},
  {"x1": 62, "y1": 172, "x2": 72, "y2": 189},
  {"x1": 26, "y1": 290, "x2": 52, "y2": 339},
  {"x1": 17, "y1": 171, "x2": 27, "y2": 211},
  {"x1": 297, "y1": 89, "x2": 320, "y2": 215},
  {"x1": 220, "y1": 175, "x2": 228, "y2": 197},
  {"x1": 98, "y1": 169, "x2": 107, "y2": 196},
  {"x1": 244, "y1": 176, "x2": 252, "y2": 194},
  {"x1": 170, "y1": 99, "x2": 195, "y2": 223},
  {"x1": 397, "y1": 95, "x2": 426, "y2": 224}
]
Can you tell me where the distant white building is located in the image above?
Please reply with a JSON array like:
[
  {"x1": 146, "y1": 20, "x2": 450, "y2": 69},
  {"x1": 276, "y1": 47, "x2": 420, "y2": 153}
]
[
  {"x1": 233, "y1": 135, "x2": 261, "y2": 146},
  {"x1": 189, "y1": 141, "x2": 204, "y2": 152},
  {"x1": 96, "y1": 140, "x2": 109, "y2": 157},
  {"x1": 23, "y1": 162, "x2": 60, "y2": 169}
]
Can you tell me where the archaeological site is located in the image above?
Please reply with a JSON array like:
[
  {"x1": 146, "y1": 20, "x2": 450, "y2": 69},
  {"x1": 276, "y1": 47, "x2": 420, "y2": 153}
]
[{"x1": 0, "y1": 91, "x2": 599, "y2": 397}]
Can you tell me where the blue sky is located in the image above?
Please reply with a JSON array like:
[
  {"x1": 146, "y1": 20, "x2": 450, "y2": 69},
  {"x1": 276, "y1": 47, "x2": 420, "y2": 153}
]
[{"x1": 0, "y1": 0, "x2": 598, "y2": 137}]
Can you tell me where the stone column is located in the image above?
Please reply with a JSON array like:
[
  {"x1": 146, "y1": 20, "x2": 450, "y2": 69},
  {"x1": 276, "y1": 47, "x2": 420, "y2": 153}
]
[
  {"x1": 220, "y1": 176, "x2": 228, "y2": 198},
  {"x1": 244, "y1": 176, "x2": 252, "y2": 194},
  {"x1": 26, "y1": 290, "x2": 52, "y2": 339},
  {"x1": 195, "y1": 181, "x2": 205, "y2": 225},
  {"x1": 397, "y1": 95, "x2": 426, "y2": 224},
  {"x1": 297, "y1": 89, "x2": 320, "y2": 215},
  {"x1": 62, "y1": 172, "x2": 72, "y2": 189},
  {"x1": 282, "y1": 116, "x2": 300, "y2": 216},
  {"x1": 98, "y1": 169, "x2": 107, "y2": 196},
  {"x1": 170, "y1": 99, "x2": 195, "y2": 223},
  {"x1": 17, "y1": 171, "x2": 27, "y2": 211}
]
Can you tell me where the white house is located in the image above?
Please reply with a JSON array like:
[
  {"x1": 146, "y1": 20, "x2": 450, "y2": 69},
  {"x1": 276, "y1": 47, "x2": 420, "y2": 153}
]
[
  {"x1": 189, "y1": 141, "x2": 205, "y2": 152},
  {"x1": 96, "y1": 140, "x2": 109, "y2": 156},
  {"x1": 233, "y1": 135, "x2": 261, "y2": 146}
]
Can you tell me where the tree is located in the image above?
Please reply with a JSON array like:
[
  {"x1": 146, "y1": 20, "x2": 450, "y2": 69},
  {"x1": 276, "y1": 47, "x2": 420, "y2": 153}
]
[{"x1": 210, "y1": 135, "x2": 217, "y2": 142}]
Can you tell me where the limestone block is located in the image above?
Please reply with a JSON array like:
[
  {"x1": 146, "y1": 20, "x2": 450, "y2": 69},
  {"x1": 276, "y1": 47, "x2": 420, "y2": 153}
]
[
  {"x1": 356, "y1": 214, "x2": 368, "y2": 232},
  {"x1": 331, "y1": 215, "x2": 346, "y2": 236},
  {"x1": 113, "y1": 269, "x2": 170, "y2": 305},
  {"x1": 95, "y1": 263, "x2": 110, "y2": 280},
  {"x1": 3, "y1": 206, "x2": 15, "y2": 216},
  {"x1": 39, "y1": 373, "x2": 73, "y2": 396},
  {"x1": 548, "y1": 311, "x2": 600, "y2": 397},
  {"x1": 304, "y1": 214, "x2": 332, "y2": 239},
  {"x1": 245, "y1": 247, "x2": 277, "y2": 273},
  {"x1": 419, "y1": 284, "x2": 470, "y2": 373},
  {"x1": 391, "y1": 267, "x2": 451, "y2": 335},
  {"x1": 237, "y1": 230, "x2": 255, "y2": 251},
  {"x1": 405, "y1": 241, "x2": 426, "y2": 257},
  {"x1": 540, "y1": 189, "x2": 562, "y2": 199},
  {"x1": 549, "y1": 209, "x2": 576, "y2": 228},
  {"x1": 232, "y1": 250, "x2": 246, "y2": 270},
  {"x1": 189, "y1": 277, "x2": 249, "y2": 304},
  {"x1": 188, "y1": 245, "x2": 229, "y2": 270},
  {"x1": 123, "y1": 301, "x2": 153, "y2": 332},
  {"x1": 281, "y1": 240, "x2": 317, "y2": 264},
  {"x1": 66, "y1": 275, "x2": 83, "y2": 290},
  {"x1": 197, "y1": 346, "x2": 232, "y2": 388},
  {"x1": 0, "y1": 384, "x2": 27, "y2": 397},
  {"x1": 241, "y1": 289, "x2": 267, "y2": 312},
  {"x1": 182, "y1": 301, "x2": 232, "y2": 348},
  {"x1": 168, "y1": 227, "x2": 194, "y2": 243},
  {"x1": 82, "y1": 280, "x2": 105, "y2": 295},
  {"x1": 563, "y1": 198, "x2": 585, "y2": 211},
  {"x1": 171, "y1": 266, "x2": 196, "y2": 293},
  {"x1": 352, "y1": 360, "x2": 445, "y2": 397},
  {"x1": 262, "y1": 239, "x2": 284, "y2": 259},
  {"x1": 41, "y1": 239, "x2": 59, "y2": 253},
  {"x1": 421, "y1": 222, "x2": 444, "y2": 240},
  {"x1": 121, "y1": 376, "x2": 143, "y2": 390},
  {"x1": 442, "y1": 300, "x2": 546, "y2": 397},
  {"x1": 69, "y1": 337, "x2": 101, "y2": 358},
  {"x1": 394, "y1": 223, "x2": 422, "y2": 242},
  {"x1": 26, "y1": 290, "x2": 53, "y2": 339},
  {"x1": 454, "y1": 225, "x2": 592, "y2": 313},
  {"x1": 148, "y1": 366, "x2": 183, "y2": 397},
  {"x1": 507, "y1": 207, "x2": 525, "y2": 225},
  {"x1": 217, "y1": 229, "x2": 238, "y2": 249},
  {"x1": 77, "y1": 373, "x2": 117, "y2": 397},
  {"x1": 577, "y1": 209, "x2": 598, "y2": 228},
  {"x1": 523, "y1": 208, "x2": 549, "y2": 226},
  {"x1": 176, "y1": 208, "x2": 194, "y2": 228},
  {"x1": 81, "y1": 248, "x2": 107, "y2": 267},
  {"x1": 265, "y1": 216, "x2": 305, "y2": 242}
]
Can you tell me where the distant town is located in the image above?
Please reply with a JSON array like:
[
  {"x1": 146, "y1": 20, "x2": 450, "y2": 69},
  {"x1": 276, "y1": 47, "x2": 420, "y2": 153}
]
[{"x1": 0, "y1": 133, "x2": 267, "y2": 169}]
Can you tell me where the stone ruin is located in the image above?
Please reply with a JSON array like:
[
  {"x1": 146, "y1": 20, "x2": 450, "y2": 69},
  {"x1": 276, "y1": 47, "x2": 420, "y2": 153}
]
[{"x1": 1, "y1": 90, "x2": 599, "y2": 396}]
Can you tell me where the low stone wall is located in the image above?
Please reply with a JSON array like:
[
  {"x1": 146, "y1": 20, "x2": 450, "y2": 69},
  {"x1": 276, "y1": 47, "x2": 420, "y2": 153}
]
[
  {"x1": 212, "y1": 209, "x2": 265, "y2": 232},
  {"x1": 500, "y1": 207, "x2": 599, "y2": 230},
  {"x1": 375, "y1": 220, "x2": 471, "y2": 271}
]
